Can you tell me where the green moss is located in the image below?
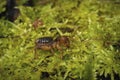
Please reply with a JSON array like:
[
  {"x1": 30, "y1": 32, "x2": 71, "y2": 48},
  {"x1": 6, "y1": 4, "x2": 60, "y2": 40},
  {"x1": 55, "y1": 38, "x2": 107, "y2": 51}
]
[{"x1": 0, "y1": 0, "x2": 120, "y2": 80}]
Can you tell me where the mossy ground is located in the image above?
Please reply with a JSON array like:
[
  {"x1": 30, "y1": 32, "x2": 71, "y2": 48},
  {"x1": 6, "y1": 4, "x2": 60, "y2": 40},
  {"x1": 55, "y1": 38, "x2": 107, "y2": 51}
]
[{"x1": 0, "y1": 0, "x2": 120, "y2": 80}]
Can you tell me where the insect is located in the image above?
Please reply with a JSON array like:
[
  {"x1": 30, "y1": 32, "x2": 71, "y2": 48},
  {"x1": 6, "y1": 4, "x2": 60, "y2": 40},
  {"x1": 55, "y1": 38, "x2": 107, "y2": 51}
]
[
  {"x1": 35, "y1": 37, "x2": 54, "y2": 52},
  {"x1": 34, "y1": 36, "x2": 70, "y2": 59},
  {"x1": 53, "y1": 36, "x2": 70, "y2": 49}
]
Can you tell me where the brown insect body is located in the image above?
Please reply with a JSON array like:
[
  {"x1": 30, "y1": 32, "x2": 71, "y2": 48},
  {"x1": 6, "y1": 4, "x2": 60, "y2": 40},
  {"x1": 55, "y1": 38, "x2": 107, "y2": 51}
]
[
  {"x1": 34, "y1": 36, "x2": 70, "y2": 58},
  {"x1": 55, "y1": 36, "x2": 70, "y2": 48}
]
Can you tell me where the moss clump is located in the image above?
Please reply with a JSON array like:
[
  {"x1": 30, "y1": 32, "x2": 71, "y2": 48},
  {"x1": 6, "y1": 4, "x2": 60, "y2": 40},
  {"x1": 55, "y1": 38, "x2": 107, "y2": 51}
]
[{"x1": 0, "y1": 0, "x2": 120, "y2": 80}]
